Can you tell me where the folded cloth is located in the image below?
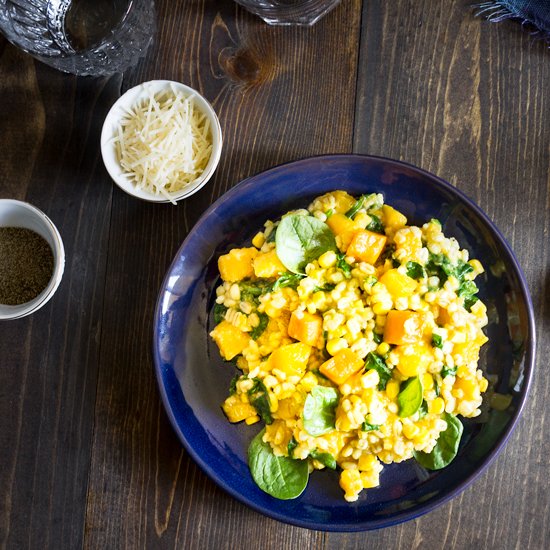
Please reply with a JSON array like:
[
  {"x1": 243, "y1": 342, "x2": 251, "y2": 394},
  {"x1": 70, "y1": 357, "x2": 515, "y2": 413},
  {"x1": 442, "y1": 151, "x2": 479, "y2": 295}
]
[{"x1": 475, "y1": 0, "x2": 550, "y2": 40}]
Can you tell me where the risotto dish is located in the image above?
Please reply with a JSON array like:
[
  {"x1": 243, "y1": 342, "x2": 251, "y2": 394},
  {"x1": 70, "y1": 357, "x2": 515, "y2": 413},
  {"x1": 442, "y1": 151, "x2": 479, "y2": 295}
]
[{"x1": 209, "y1": 190, "x2": 489, "y2": 502}]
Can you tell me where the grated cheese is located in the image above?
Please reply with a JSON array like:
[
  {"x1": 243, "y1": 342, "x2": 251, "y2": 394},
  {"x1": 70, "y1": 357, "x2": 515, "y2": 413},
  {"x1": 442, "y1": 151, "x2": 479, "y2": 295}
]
[{"x1": 113, "y1": 85, "x2": 213, "y2": 204}]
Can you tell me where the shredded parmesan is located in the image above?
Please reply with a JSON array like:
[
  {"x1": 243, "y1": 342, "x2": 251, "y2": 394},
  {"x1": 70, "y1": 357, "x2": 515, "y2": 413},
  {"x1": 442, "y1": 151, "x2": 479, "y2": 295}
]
[{"x1": 113, "y1": 85, "x2": 213, "y2": 204}]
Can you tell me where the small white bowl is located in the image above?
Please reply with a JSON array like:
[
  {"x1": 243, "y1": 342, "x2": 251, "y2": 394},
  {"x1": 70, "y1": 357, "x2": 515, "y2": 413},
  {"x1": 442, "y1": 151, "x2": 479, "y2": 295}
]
[
  {"x1": 0, "y1": 200, "x2": 65, "y2": 320},
  {"x1": 100, "y1": 80, "x2": 223, "y2": 204}
]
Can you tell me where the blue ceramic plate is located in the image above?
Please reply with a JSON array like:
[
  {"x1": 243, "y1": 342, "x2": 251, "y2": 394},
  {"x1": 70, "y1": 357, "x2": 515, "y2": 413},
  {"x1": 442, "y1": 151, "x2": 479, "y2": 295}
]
[{"x1": 153, "y1": 155, "x2": 535, "y2": 531}]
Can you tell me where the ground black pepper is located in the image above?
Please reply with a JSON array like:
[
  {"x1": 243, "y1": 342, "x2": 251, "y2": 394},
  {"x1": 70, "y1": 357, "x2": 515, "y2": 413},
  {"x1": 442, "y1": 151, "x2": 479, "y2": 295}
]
[{"x1": 0, "y1": 227, "x2": 54, "y2": 305}]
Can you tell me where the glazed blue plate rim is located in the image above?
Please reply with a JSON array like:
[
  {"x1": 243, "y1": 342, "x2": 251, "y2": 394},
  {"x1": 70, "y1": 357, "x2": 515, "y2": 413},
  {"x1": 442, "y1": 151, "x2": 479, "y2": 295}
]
[{"x1": 152, "y1": 153, "x2": 536, "y2": 531}]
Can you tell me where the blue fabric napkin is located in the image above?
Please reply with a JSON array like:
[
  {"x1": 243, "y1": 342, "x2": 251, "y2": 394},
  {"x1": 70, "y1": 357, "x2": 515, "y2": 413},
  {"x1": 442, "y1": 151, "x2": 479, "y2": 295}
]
[{"x1": 475, "y1": 0, "x2": 550, "y2": 40}]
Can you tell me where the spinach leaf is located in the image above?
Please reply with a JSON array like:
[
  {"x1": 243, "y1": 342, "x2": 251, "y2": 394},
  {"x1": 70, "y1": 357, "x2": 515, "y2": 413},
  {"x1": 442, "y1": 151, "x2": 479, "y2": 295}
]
[
  {"x1": 213, "y1": 303, "x2": 227, "y2": 325},
  {"x1": 248, "y1": 429, "x2": 309, "y2": 499},
  {"x1": 247, "y1": 378, "x2": 273, "y2": 424},
  {"x1": 336, "y1": 253, "x2": 352, "y2": 278},
  {"x1": 361, "y1": 421, "x2": 381, "y2": 432},
  {"x1": 414, "y1": 413, "x2": 463, "y2": 470},
  {"x1": 271, "y1": 272, "x2": 304, "y2": 291},
  {"x1": 432, "y1": 334, "x2": 443, "y2": 349},
  {"x1": 266, "y1": 227, "x2": 277, "y2": 243},
  {"x1": 250, "y1": 312, "x2": 269, "y2": 340},
  {"x1": 275, "y1": 215, "x2": 337, "y2": 274},
  {"x1": 364, "y1": 352, "x2": 392, "y2": 390},
  {"x1": 366, "y1": 214, "x2": 385, "y2": 234},
  {"x1": 456, "y1": 260, "x2": 474, "y2": 281},
  {"x1": 406, "y1": 261, "x2": 426, "y2": 280},
  {"x1": 302, "y1": 386, "x2": 339, "y2": 436},
  {"x1": 345, "y1": 195, "x2": 367, "y2": 219},
  {"x1": 441, "y1": 365, "x2": 457, "y2": 378},
  {"x1": 397, "y1": 376, "x2": 423, "y2": 418},
  {"x1": 309, "y1": 449, "x2": 337, "y2": 470}
]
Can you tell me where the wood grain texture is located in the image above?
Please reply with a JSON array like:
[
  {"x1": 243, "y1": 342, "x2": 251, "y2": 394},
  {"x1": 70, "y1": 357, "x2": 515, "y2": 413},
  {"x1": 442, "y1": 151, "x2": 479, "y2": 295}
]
[
  {"x1": 348, "y1": 1, "x2": 549, "y2": 549},
  {"x1": 84, "y1": 0, "x2": 360, "y2": 548},
  {"x1": 0, "y1": 42, "x2": 121, "y2": 548}
]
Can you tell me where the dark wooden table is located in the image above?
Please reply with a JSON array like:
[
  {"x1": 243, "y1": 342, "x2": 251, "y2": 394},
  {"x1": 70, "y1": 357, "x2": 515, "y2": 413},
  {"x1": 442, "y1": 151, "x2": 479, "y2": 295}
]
[{"x1": 1, "y1": 1, "x2": 548, "y2": 548}]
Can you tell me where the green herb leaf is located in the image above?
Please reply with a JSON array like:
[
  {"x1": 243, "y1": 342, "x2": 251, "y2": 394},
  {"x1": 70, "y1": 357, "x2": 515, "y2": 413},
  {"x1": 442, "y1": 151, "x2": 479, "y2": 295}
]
[
  {"x1": 441, "y1": 365, "x2": 457, "y2": 378},
  {"x1": 364, "y1": 275, "x2": 378, "y2": 288},
  {"x1": 414, "y1": 413, "x2": 463, "y2": 470},
  {"x1": 372, "y1": 332, "x2": 383, "y2": 345},
  {"x1": 406, "y1": 261, "x2": 426, "y2": 280},
  {"x1": 345, "y1": 195, "x2": 367, "y2": 219},
  {"x1": 432, "y1": 334, "x2": 443, "y2": 349},
  {"x1": 247, "y1": 378, "x2": 273, "y2": 424},
  {"x1": 366, "y1": 214, "x2": 385, "y2": 234},
  {"x1": 361, "y1": 421, "x2": 381, "y2": 432},
  {"x1": 426, "y1": 253, "x2": 455, "y2": 284},
  {"x1": 313, "y1": 283, "x2": 336, "y2": 292},
  {"x1": 287, "y1": 436, "x2": 298, "y2": 457},
  {"x1": 309, "y1": 449, "x2": 337, "y2": 470},
  {"x1": 271, "y1": 272, "x2": 304, "y2": 291},
  {"x1": 214, "y1": 303, "x2": 227, "y2": 325},
  {"x1": 266, "y1": 229, "x2": 277, "y2": 243},
  {"x1": 248, "y1": 429, "x2": 309, "y2": 499},
  {"x1": 250, "y1": 312, "x2": 269, "y2": 340},
  {"x1": 325, "y1": 209, "x2": 334, "y2": 218},
  {"x1": 239, "y1": 280, "x2": 271, "y2": 303},
  {"x1": 275, "y1": 215, "x2": 337, "y2": 274},
  {"x1": 302, "y1": 386, "x2": 339, "y2": 436},
  {"x1": 418, "y1": 400, "x2": 429, "y2": 418},
  {"x1": 336, "y1": 253, "x2": 352, "y2": 278},
  {"x1": 397, "y1": 376, "x2": 423, "y2": 418},
  {"x1": 229, "y1": 375, "x2": 240, "y2": 395},
  {"x1": 457, "y1": 279, "x2": 479, "y2": 312},
  {"x1": 455, "y1": 260, "x2": 474, "y2": 282},
  {"x1": 364, "y1": 352, "x2": 391, "y2": 390}
]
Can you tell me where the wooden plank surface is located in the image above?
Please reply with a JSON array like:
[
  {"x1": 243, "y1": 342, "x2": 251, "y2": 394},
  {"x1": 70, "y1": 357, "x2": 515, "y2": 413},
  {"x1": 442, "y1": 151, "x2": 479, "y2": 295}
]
[
  {"x1": 349, "y1": 1, "x2": 549, "y2": 549},
  {"x1": 1, "y1": 0, "x2": 548, "y2": 548},
  {"x1": 83, "y1": 1, "x2": 361, "y2": 548},
  {"x1": 0, "y1": 41, "x2": 121, "y2": 548}
]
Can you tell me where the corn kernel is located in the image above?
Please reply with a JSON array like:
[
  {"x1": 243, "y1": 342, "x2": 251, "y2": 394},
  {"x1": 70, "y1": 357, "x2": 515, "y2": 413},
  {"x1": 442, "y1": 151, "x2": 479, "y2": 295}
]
[
  {"x1": 245, "y1": 415, "x2": 260, "y2": 425},
  {"x1": 422, "y1": 373, "x2": 434, "y2": 391},
  {"x1": 326, "y1": 338, "x2": 349, "y2": 356},
  {"x1": 319, "y1": 250, "x2": 337, "y2": 268},
  {"x1": 479, "y1": 377, "x2": 489, "y2": 392},
  {"x1": 402, "y1": 423, "x2": 419, "y2": 439},
  {"x1": 252, "y1": 232, "x2": 265, "y2": 248},
  {"x1": 358, "y1": 453, "x2": 377, "y2": 471},
  {"x1": 376, "y1": 342, "x2": 390, "y2": 355},
  {"x1": 429, "y1": 397, "x2": 445, "y2": 415},
  {"x1": 386, "y1": 379, "x2": 400, "y2": 400}
]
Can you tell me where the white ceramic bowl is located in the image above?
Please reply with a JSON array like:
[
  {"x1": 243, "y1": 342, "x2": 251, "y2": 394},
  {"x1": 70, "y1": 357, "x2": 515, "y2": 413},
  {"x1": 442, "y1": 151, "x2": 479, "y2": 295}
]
[
  {"x1": 100, "y1": 80, "x2": 223, "y2": 204},
  {"x1": 0, "y1": 200, "x2": 65, "y2": 320}
]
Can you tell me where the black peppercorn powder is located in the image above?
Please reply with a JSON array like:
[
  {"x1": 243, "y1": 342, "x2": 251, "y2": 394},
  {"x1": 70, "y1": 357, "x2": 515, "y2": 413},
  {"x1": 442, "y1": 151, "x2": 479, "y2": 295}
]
[{"x1": 0, "y1": 227, "x2": 54, "y2": 305}]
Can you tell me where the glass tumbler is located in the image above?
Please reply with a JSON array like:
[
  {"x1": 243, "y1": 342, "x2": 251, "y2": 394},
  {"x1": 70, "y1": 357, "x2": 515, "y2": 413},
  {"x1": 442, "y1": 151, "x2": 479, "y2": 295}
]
[
  {"x1": 0, "y1": 0, "x2": 155, "y2": 76},
  {"x1": 234, "y1": 0, "x2": 341, "y2": 26}
]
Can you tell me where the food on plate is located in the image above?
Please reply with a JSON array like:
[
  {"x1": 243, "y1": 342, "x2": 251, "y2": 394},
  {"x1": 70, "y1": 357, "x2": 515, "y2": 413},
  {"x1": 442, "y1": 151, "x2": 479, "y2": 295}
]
[
  {"x1": 113, "y1": 86, "x2": 213, "y2": 200},
  {"x1": 209, "y1": 190, "x2": 489, "y2": 502}
]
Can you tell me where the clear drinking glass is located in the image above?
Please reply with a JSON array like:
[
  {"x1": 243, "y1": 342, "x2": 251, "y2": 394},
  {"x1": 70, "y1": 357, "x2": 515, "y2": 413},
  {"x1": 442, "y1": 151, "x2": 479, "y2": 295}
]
[
  {"x1": 0, "y1": 0, "x2": 155, "y2": 76},
  {"x1": 234, "y1": 0, "x2": 341, "y2": 26}
]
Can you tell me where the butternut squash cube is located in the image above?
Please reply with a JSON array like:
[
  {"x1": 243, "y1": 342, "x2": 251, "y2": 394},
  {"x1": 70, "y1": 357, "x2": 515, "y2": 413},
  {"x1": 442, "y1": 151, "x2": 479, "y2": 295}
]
[
  {"x1": 288, "y1": 310, "x2": 323, "y2": 347},
  {"x1": 394, "y1": 342, "x2": 432, "y2": 377},
  {"x1": 270, "y1": 342, "x2": 311, "y2": 377},
  {"x1": 218, "y1": 247, "x2": 258, "y2": 282},
  {"x1": 383, "y1": 310, "x2": 425, "y2": 346},
  {"x1": 253, "y1": 249, "x2": 286, "y2": 279},
  {"x1": 382, "y1": 204, "x2": 407, "y2": 230},
  {"x1": 210, "y1": 320, "x2": 251, "y2": 360},
  {"x1": 319, "y1": 348, "x2": 364, "y2": 385},
  {"x1": 346, "y1": 229, "x2": 387, "y2": 264},
  {"x1": 326, "y1": 213, "x2": 360, "y2": 251},
  {"x1": 379, "y1": 269, "x2": 417, "y2": 298},
  {"x1": 222, "y1": 395, "x2": 257, "y2": 423}
]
